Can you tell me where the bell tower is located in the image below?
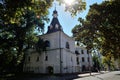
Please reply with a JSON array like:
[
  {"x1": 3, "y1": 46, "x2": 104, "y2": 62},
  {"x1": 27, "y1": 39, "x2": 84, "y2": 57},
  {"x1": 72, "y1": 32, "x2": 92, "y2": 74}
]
[{"x1": 47, "y1": 9, "x2": 63, "y2": 34}]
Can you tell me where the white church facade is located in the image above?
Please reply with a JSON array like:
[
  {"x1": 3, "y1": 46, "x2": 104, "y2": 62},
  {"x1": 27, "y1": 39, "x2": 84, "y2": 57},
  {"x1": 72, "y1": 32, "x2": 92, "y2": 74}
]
[{"x1": 23, "y1": 9, "x2": 93, "y2": 74}]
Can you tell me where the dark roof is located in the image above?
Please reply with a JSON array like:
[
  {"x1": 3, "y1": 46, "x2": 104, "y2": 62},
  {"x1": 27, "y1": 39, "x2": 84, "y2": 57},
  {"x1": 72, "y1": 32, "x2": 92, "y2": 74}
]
[
  {"x1": 53, "y1": 10, "x2": 57, "y2": 14},
  {"x1": 47, "y1": 10, "x2": 63, "y2": 34}
]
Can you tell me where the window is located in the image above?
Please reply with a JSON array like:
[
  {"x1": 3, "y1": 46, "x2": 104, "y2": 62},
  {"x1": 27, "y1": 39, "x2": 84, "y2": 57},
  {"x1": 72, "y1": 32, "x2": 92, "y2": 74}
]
[
  {"x1": 36, "y1": 56, "x2": 39, "y2": 62},
  {"x1": 75, "y1": 50, "x2": 79, "y2": 55},
  {"x1": 76, "y1": 57, "x2": 79, "y2": 65},
  {"x1": 45, "y1": 56, "x2": 48, "y2": 61},
  {"x1": 28, "y1": 56, "x2": 30, "y2": 62},
  {"x1": 88, "y1": 57, "x2": 89, "y2": 62},
  {"x1": 66, "y1": 42, "x2": 70, "y2": 49},
  {"x1": 82, "y1": 65, "x2": 86, "y2": 71},
  {"x1": 71, "y1": 57, "x2": 73, "y2": 62},
  {"x1": 45, "y1": 40, "x2": 50, "y2": 47},
  {"x1": 82, "y1": 57, "x2": 85, "y2": 62},
  {"x1": 81, "y1": 50, "x2": 84, "y2": 54},
  {"x1": 55, "y1": 24, "x2": 59, "y2": 29},
  {"x1": 50, "y1": 25, "x2": 53, "y2": 29}
]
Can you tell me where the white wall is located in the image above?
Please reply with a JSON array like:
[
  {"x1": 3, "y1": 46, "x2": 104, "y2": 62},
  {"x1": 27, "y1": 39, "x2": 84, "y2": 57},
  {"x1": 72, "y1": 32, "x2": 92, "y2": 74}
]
[
  {"x1": 24, "y1": 49, "x2": 61, "y2": 74},
  {"x1": 75, "y1": 47, "x2": 93, "y2": 71},
  {"x1": 61, "y1": 49, "x2": 77, "y2": 73},
  {"x1": 24, "y1": 31, "x2": 91, "y2": 74},
  {"x1": 40, "y1": 32, "x2": 60, "y2": 49},
  {"x1": 61, "y1": 32, "x2": 75, "y2": 52}
]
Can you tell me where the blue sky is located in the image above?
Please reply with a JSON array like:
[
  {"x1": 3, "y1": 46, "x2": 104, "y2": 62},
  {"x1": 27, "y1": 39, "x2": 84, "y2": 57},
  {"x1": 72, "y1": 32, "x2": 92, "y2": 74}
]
[{"x1": 44, "y1": 0, "x2": 103, "y2": 36}]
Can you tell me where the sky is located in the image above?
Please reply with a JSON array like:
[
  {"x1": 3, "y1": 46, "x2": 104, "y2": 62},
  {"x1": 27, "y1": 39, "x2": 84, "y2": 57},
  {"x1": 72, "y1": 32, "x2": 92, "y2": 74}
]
[
  {"x1": 0, "y1": 0, "x2": 103, "y2": 36},
  {"x1": 44, "y1": 0, "x2": 103, "y2": 36}
]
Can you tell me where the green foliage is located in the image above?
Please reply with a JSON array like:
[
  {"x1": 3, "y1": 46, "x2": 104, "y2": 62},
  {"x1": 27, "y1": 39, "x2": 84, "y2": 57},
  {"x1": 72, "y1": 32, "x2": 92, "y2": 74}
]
[
  {"x1": 72, "y1": 0, "x2": 120, "y2": 58},
  {"x1": 57, "y1": 0, "x2": 86, "y2": 16},
  {"x1": 0, "y1": 0, "x2": 53, "y2": 73},
  {"x1": 92, "y1": 54, "x2": 101, "y2": 71},
  {"x1": 102, "y1": 53, "x2": 115, "y2": 70},
  {"x1": 35, "y1": 38, "x2": 46, "y2": 53},
  {"x1": 72, "y1": 18, "x2": 94, "y2": 50}
]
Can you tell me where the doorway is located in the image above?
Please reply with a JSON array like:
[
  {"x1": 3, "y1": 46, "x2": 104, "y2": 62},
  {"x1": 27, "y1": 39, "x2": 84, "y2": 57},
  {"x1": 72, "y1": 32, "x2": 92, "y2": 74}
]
[{"x1": 46, "y1": 66, "x2": 54, "y2": 74}]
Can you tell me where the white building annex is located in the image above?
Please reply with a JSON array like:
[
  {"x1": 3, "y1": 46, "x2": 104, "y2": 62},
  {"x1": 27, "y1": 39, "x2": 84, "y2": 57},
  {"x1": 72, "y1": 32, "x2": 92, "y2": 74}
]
[
  {"x1": 75, "y1": 47, "x2": 93, "y2": 72},
  {"x1": 23, "y1": 9, "x2": 93, "y2": 74}
]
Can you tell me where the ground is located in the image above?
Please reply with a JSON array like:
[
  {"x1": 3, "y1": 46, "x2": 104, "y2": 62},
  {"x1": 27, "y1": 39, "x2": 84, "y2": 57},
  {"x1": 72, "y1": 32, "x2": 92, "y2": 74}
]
[
  {"x1": 74, "y1": 71, "x2": 120, "y2": 80},
  {"x1": 0, "y1": 71, "x2": 120, "y2": 80}
]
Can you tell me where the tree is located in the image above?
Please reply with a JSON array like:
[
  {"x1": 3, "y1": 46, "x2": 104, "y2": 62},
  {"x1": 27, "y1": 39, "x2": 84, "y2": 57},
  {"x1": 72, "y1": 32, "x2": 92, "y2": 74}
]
[
  {"x1": 0, "y1": 0, "x2": 53, "y2": 73},
  {"x1": 92, "y1": 54, "x2": 101, "y2": 72},
  {"x1": 0, "y1": 0, "x2": 86, "y2": 73},
  {"x1": 102, "y1": 53, "x2": 115, "y2": 71},
  {"x1": 72, "y1": 0, "x2": 120, "y2": 58},
  {"x1": 57, "y1": 0, "x2": 86, "y2": 16}
]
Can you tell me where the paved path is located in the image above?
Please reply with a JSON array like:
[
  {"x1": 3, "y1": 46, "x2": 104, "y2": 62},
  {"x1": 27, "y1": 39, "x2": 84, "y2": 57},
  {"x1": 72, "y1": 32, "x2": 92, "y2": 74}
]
[{"x1": 74, "y1": 71, "x2": 120, "y2": 80}]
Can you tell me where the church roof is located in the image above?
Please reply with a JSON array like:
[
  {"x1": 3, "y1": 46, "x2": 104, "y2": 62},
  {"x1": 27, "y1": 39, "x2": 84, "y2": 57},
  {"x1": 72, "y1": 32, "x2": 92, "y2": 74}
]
[{"x1": 47, "y1": 9, "x2": 63, "y2": 34}]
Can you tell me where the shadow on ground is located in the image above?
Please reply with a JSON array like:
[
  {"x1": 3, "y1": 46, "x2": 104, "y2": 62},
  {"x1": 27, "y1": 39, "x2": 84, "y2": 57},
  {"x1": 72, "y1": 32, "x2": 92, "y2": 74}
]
[
  {"x1": 0, "y1": 73, "x2": 83, "y2": 80},
  {"x1": 115, "y1": 74, "x2": 120, "y2": 76}
]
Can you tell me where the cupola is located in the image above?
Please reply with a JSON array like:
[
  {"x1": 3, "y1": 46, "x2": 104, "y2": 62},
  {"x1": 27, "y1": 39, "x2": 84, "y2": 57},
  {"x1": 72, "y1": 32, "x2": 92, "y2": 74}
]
[{"x1": 47, "y1": 9, "x2": 63, "y2": 34}]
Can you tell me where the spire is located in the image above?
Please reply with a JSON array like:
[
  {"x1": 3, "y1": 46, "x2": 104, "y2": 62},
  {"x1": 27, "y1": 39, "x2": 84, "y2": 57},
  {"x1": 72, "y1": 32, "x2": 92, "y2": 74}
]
[
  {"x1": 52, "y1": 9, "x2": 58, "y2": 18},
  {"x1": 55, "y1": 3, "x2": 56, "y2": 11},
  {"x1": 53, "y1": 4, "x2": 58, "y2": 18},
  {"x1": 47, "y1": 9, "x2": 63, "y2": 34}
]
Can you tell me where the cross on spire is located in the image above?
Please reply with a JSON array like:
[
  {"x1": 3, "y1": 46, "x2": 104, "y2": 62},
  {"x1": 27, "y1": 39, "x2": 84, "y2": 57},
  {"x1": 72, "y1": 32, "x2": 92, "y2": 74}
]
[
  {"x1": 54, "y1": 3, "x2": 56, "y2": 10},
  {"x1": 46, "y1": 3, "x2": 63, "y2": 34}
]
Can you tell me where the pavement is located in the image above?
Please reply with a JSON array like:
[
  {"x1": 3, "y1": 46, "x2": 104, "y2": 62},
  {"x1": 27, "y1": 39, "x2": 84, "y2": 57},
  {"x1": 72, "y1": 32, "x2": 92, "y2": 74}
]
[
  {"x1": 78, "y1": 71, "x2": 109, "y2": 77},
  {"x1": 74, "y1": 71, "x2": 120, "y2": 80}
]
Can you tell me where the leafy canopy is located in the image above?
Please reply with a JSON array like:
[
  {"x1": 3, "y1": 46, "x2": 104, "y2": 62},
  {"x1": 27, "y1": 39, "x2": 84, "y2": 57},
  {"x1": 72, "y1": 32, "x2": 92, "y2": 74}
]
[
  {"x1": 0, "y1": 0, "x2": 53, "y2": 72},
  {"x1": 72, "y1": 0, "x2": 120, "y2": 58},
  {"x1": 57, "y1": 0, "x2": 86, "y2": 16}
]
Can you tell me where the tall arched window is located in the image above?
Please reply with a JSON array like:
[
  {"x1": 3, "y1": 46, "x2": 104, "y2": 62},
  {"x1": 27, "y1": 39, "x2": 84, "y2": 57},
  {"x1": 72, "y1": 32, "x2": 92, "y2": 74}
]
[
  {"x1": 45, "y1": 40, "x2": 50, "y2": 47},
  {"x1": 66, "y1": 42, "x2": 70, "y2": 49}
]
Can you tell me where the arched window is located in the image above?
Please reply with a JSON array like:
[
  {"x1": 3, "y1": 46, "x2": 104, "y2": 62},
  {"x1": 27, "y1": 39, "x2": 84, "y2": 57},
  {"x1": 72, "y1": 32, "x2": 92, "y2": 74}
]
[
  {"x1": 45, "y1": 56, "x2": 48, "y2": 61},
  {"x1": 45, "y1": 40, "x2": 50, "y2": 47},
  {"x1": 66, "y1": 42, "x2": 70, "y2": 49}
]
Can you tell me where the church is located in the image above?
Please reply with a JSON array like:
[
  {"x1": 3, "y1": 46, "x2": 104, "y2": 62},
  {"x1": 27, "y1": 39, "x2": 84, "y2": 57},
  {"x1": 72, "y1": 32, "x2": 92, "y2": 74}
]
[{"x1": 23, "y1": 9, "x2": 93, "y2": 74}]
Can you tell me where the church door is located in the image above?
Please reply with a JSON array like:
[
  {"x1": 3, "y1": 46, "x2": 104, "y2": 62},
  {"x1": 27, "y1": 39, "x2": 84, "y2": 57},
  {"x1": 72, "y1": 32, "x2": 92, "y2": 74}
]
[{"x1": 46, "y1": 66, "x2": 54, "y2": 74}]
